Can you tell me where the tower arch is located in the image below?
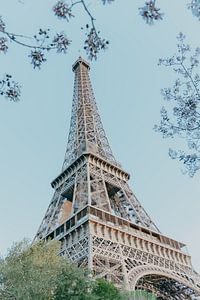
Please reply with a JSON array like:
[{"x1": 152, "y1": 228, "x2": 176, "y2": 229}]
[{"x1": 129, "y1": 265, "x2": 200, "y2": 298}]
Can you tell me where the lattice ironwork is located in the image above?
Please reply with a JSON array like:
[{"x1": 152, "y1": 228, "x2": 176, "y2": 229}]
[
  {"x1": 62, "y1": 57, "x2": 118, "y2": 170},
  {"x1": 35, "y1": 57, "x2": 200, "y2": 298}
]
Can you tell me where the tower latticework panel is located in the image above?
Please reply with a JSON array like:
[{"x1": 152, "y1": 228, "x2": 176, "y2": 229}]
[{"x1": 35, "y1": 57, "x2": 200, "y2": 299}]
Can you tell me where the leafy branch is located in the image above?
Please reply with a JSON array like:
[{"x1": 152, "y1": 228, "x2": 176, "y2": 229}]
[
  {"x1": 0, "y1": 1, "x2": 200, "y2": 102},
  {"x1": 155, "y1": 33, "x2": 200, "y2": 176},
  {"x1": 53, "y1": 0, "x2": 110, "y2": 60},
  {"x1": 0, "y1": 16, "x2": 71, "y2": 67},
  {"x1": 0, "y1": 14, "x2": 71, "y2": 101},
  {"x1": 139, "y1": 0, "x2": 163, "y2": 25},
  {"x1": 0, "y1": 74, "x2": 21, "y2": 102}
]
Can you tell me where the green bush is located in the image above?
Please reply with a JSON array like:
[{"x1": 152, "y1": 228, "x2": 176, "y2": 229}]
[
  {"x1": 0, "y1": 240, "x2": 157, "y2": 300},
  {"x1": 130, "y1": 290, "x2": 157, "y2": 300}
]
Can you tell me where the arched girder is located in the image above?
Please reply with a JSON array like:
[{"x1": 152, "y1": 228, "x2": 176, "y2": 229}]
[{"x1": 128, "y1": 265, "x2": 200, "y2": 297}]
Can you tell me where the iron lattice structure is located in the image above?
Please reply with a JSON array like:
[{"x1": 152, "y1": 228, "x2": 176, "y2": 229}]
[{"x1": 35, "y1": 57, "x2": 200, "y2": 299}]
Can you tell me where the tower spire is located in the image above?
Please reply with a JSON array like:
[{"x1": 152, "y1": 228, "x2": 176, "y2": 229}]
[{"x1": 62, "y1": 56, "x2": 118, "y2": 171}]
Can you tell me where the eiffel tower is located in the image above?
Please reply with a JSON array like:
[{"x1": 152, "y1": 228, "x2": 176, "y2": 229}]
[{"x1": 35, "y1": 57, "x2": 200, "y2": 299}]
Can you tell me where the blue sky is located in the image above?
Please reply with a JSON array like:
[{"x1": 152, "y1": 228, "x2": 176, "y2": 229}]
[{"x1": 0, "y1": 0, "x2": 200, "y2": 272}]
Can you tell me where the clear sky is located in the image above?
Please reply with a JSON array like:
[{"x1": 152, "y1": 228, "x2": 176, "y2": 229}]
[{"x1": 0, "y1": 0, "x2": 200, "y2": 272}]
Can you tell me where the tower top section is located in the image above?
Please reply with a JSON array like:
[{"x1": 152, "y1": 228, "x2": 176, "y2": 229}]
[
  {"x1": 62, "y1": 57, "x2": 119, "y2": 171},
  {"x1": 72, "y1": 56, "x2": 90, "y2": 72}
]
